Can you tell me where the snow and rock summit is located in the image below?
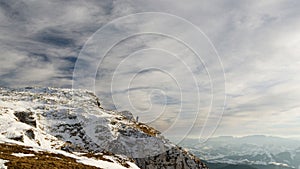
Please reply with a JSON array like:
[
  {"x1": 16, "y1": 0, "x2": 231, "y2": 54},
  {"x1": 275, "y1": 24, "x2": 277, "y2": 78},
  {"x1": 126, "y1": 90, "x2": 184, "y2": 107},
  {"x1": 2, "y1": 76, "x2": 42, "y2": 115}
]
[{"x1": 0, "y1": 87, "x2": 208, "y2": 169}]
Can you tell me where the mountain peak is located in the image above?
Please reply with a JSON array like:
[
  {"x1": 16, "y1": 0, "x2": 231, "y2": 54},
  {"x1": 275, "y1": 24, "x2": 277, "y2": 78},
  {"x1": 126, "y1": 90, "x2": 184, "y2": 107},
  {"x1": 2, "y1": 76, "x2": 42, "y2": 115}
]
[{"x1": 0, "y1": 87, "x2": 208, "y2": 169}]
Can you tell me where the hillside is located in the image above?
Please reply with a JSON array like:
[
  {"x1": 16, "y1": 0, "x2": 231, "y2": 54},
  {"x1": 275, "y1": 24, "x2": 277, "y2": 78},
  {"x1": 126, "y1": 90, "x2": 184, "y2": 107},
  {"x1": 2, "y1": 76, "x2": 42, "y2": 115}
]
[
  {"x1": 0, "y1": 87, "x2": 208, "y2": 169},
  {"x1": 0, "y1": 142, "x2": 135, "y2": 169}
]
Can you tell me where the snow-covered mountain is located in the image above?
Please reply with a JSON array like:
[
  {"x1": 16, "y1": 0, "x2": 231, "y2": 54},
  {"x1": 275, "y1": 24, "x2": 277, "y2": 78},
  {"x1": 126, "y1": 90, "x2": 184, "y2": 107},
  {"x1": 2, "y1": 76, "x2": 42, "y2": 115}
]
[
  {"x1": 181, "y1": 136, "x2": 300, "y2": 169},
  {"x1": 0, "y1": 87, "x2": 208, "y2": 169}
]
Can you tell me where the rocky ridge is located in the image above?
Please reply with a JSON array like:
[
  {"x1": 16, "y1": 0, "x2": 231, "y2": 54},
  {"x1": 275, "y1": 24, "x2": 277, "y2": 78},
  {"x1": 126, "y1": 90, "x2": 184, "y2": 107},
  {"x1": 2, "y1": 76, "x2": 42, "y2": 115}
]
[{"x1": 0, "y1": 87, "x2": 208, "y2": 169}]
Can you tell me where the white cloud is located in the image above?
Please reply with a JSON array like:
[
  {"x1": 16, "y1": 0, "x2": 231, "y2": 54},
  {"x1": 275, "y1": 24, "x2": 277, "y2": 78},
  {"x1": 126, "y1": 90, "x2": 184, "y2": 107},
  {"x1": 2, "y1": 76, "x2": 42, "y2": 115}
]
[{"x1": 0, "y1": 0, "x2": 299, "y2": 139}]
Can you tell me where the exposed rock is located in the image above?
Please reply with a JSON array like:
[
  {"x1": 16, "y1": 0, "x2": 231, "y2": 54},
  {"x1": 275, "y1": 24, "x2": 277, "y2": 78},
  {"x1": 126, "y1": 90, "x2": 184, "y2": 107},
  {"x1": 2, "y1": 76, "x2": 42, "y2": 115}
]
[
  {"x1": 8, "y1": 135, "x2": 24, "y2": 142},
  {"x1": 25, "y1": 129, "x2": 35, "y2": 140},
  {"x1": 118, "y1": 110, "x2": 134, "y2": 121},
  {"x1": 14, "y1": 111, "x2": 36, "y2": 127},
  {"x1": 135, "y1": 147, "x2": 208, "y2": 169}
]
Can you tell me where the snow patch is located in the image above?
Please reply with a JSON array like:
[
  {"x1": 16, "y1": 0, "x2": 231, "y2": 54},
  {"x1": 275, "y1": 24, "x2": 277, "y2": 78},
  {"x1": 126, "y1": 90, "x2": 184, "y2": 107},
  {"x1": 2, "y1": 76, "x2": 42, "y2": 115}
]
[
  {"x1": 11, "y1": 153, "x2": 35, "y2": 157},
  {"x1": 268, "y1": 161, "x2": 289, "y2": 167},
  {"x1": 0, "y1": 159, "x2": 8, "y2": 169}
]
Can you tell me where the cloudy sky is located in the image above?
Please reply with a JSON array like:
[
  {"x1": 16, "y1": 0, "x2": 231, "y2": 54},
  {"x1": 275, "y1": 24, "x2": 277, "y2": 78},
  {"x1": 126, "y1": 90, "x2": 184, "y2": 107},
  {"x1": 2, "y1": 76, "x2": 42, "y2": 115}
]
[{"x1": 0, "y1": 0, "x2": 300, "y2": 141}]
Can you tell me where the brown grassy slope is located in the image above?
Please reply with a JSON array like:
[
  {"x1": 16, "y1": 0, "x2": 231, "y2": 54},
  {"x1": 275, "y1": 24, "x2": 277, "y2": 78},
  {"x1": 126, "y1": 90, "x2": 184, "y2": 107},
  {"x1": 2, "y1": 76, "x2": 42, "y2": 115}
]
[{"x1": 0, "y1": 143, "x2": 101, "y2": 169}]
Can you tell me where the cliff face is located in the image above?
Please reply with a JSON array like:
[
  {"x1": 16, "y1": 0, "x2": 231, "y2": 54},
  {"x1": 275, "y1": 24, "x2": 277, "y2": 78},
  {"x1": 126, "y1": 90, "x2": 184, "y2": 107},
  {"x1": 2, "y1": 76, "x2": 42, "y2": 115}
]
[
  {"x1": 0, "y1": 87, "x2": 208, "y2": 169},
  {"x1": 135, "y1": 146, "x2": 208, "y2": 169}
]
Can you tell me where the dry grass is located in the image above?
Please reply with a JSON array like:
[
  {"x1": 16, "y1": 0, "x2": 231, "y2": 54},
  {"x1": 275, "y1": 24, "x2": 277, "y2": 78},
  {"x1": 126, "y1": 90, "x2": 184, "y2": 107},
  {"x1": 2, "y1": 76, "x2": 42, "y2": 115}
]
[
  {"x1": 82, "y1": 153, "x2": 113, "y2": 163},
  {"x1": 82, "y1": 151, "x2": 132, "y2": 168},
  {"x1": 0, "y1": 143, "x2": 101, "y2": 169},
  {"x1": 110, "y1": 115, "x2": 160, "y2": 137},
  {"x1": 135, "y1": 123, "x2": 160, "y2": 137}
]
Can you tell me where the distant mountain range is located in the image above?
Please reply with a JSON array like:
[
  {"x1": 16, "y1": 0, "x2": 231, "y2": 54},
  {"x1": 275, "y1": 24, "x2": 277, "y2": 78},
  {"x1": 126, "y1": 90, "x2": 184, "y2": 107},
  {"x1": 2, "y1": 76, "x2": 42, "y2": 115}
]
[{"x1": 181, "y1": 135, "x2": 300, "y2": 169}]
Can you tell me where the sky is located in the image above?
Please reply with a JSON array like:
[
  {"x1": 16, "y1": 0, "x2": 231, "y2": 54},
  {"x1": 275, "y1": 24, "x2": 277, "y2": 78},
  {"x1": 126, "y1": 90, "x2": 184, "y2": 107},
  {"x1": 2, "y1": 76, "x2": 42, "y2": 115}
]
[{"x1": 0, "y1": 0, "x2": 300, "y2": 141}]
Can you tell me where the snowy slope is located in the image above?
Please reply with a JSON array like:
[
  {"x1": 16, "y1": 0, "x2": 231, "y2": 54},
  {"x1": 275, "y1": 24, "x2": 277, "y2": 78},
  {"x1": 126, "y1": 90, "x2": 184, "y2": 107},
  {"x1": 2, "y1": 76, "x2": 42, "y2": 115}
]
[
  {"x1": 0, "y1": 138, "x2": 138, "y2": 169},
  {"x1": 0, "y1": 87, "x2": 208, "y2": 169},
  {"x1": 0, "y1": 87, "x2": 140, "y2": 169},
  {"x1": 0, "y1": 87, "x2": 165, "y2": 157}
]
